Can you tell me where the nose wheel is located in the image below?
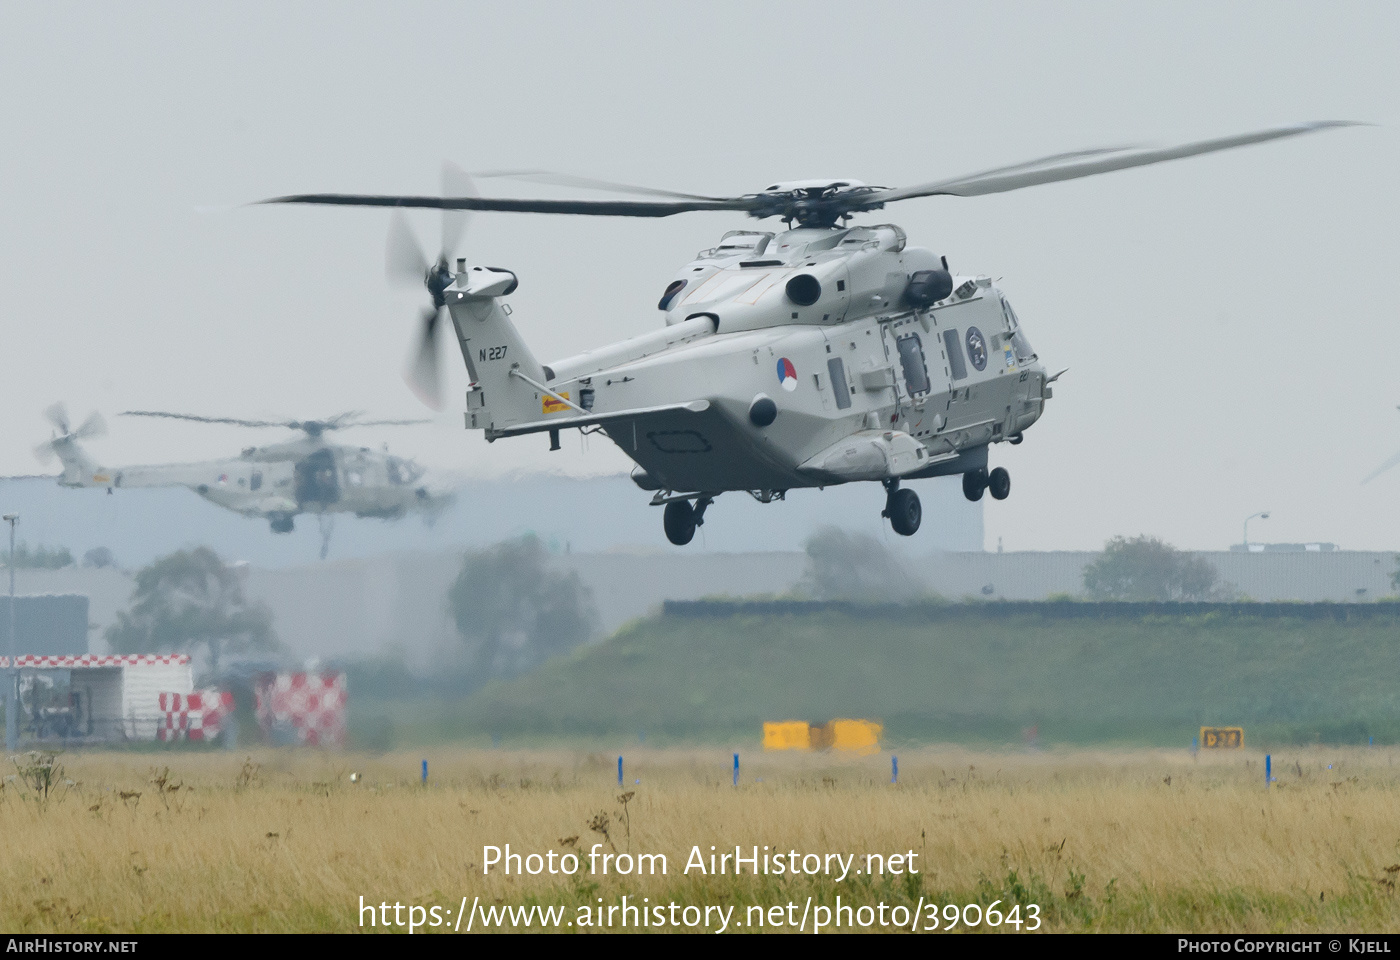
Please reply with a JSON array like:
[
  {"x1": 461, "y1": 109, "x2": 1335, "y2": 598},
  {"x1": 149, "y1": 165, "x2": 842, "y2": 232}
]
[{"x1": 882, "y1": 480, "x2": 922, "y2": 536}]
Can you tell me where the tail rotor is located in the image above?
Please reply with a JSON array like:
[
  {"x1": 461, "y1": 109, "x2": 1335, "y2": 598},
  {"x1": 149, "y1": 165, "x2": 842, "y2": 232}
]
[
  {"x1": 388, "y1": 161, "x2": 478, "y2": 411},
  {"x1": 35, "y1": 403, "x2": 105, "y2": 463}
]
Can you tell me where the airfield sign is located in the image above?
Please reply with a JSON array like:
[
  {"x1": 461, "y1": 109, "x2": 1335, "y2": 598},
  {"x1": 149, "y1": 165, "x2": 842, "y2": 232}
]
[{"x1": 1200, "y1": 726, "x2": 1244, "y2": 749}]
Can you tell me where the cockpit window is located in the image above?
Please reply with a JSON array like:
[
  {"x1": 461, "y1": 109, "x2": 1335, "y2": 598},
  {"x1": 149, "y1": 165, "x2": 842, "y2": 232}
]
[
  {"x1": 386, "y1": 457, "x2": 422, "y2": 485},
  {"x1": 1001, "y1": 298, "x2": 1037, "y2": 362}
]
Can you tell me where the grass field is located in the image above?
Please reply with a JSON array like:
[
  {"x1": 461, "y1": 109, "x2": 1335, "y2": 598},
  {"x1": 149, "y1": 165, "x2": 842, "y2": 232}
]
[
  {"x1": 373, "y1": 606, "x2": 1400, "y2": 748},
  {"x1": 3, "y1": 746, "x2": 1400, "y2": 933}
]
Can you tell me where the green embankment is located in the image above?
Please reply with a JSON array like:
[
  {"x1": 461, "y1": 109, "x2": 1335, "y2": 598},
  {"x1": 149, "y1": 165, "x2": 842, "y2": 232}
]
[{"x1": 359, "y1": 604, "x2": 1400, "y2": 747}]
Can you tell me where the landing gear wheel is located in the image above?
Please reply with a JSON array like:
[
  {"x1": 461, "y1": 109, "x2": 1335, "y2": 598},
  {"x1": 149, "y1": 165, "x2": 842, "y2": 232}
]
[
  {"x1": 887, "y1": 488, "x2": 922, "y2": 536},
  {"x1": 988, "y1": 467, "x2": 1011, "y2": 501},
  {"x1": 962, "y1": 468, "x2": 988, "y2": 502},
  {"x1": 663, "y1": 500, "x2": 697, "y2": 545}
]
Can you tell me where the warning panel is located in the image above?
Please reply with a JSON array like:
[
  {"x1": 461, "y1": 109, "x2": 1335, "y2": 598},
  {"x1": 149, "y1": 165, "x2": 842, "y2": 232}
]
[{"x1": 1200, "y1": 726, "x2": 1244, "y2": 749}]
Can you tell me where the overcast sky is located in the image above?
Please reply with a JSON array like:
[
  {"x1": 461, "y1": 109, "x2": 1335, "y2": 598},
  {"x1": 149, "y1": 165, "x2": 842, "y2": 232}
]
[{"x1": 1, "y1": 1, "x2": 1396, "y2": 552}]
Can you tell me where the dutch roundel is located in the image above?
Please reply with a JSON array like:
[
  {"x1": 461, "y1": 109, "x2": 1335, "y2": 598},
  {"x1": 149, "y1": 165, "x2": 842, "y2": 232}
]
[{"x1": 776, "y1": 357, "x2": 798, "y2": 391}]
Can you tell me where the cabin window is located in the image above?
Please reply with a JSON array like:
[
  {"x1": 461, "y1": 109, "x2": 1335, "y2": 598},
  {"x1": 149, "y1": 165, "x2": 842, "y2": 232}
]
[
  {"x1": 896, "y1": 333, "x2": 931, "y2": 396},
  {"x1": 943, "y1": 328, "x2": 968, "y2": 381},
  {"x1": 250, "y1": 471, "x2": 262, "y2": 492},
  {"x1": 827, "y1": 358, "x2": 851, "y2": 410}
]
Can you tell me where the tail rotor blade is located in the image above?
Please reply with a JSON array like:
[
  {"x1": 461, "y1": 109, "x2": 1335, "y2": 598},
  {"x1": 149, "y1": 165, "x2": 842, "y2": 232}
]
[
  {"x1": 386, "y1": 209, "x2": 429, "y2": 287},
  {"x1": 32, "y1": 441, "x2": 56, "y2": 466},
  {"x1": 75, "y1": 411, "x2": 106, "y2": 441},
  {"x1": 404, "y1": 306, "x2": 444, "y2": 411},
  {"x1": 440, "y1": 160, "x2": 477, "y2": 262},
  {"x1": 43, "y1": 402, "x2": 70, "y2": 436}
]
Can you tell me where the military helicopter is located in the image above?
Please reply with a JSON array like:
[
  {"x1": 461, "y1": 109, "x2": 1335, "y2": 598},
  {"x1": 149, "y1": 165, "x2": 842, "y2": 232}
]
[
  {"x1": 34, "y1": 403, "x2": 453, "y2": 557},
  {"x1": 262, "y1": 121, "x2": 1357, "y2": 545}
]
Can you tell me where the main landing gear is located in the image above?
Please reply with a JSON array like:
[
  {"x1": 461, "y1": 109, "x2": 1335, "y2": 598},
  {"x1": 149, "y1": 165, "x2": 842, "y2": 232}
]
[
  {"x1": 662, "y1": 495, "x2": 714, "y2": 546},
  {"x1": 962, "y1": 467, "x2": 1011, "y2": 502},
  {"x1": 882, "y1": 479, "x2": 921, "y2": 537}
]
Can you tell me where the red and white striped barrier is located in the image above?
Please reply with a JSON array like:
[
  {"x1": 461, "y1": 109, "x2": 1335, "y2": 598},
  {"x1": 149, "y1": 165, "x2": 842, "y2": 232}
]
[
  {"x1": 255, "y1": 673, "x2": 347, "y2": 747},
  {"x1": 157, "y1": 689, "x2": 234, "y2": 742}
]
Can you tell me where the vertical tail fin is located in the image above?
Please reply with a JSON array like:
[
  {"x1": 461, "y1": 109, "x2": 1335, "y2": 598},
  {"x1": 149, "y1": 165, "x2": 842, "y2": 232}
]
[
  {"x1": 446, "y1": 267, "x2": 556, "y2": 436},
  {"x1": 49, "y1": 438, "x2": 106, "y2": 487}
]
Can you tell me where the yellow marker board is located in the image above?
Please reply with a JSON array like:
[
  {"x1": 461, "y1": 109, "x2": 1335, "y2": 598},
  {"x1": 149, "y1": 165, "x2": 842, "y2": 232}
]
[
  {"x1": 542, "y1": 392, "x2": 571, "y2": 414},
  {"x1": 762, "y1": 721, "x2": 812, "y2": 751},
  {"x1": 763, "y1": 719, "x2": 883, "y2": 754},
  {"x1": 825, "y1": 719, "x2": 882, "y2": 756},
  {"x1": 1200, "y1": 726, "x2": 1244, "y2": 749}
]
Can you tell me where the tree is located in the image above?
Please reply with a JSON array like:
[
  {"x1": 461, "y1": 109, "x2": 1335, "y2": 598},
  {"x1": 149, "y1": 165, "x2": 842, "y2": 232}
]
[
  {"x1": 106, "y1": 547, "x2": 276, "y2": 672},
  {"x1": 82, "y1": 546, "x2": 116, "y2": 569},
  {"x1": 1082, "y1": 535, "x2": 1219, "y2": 601},
  {"x1": 1, "y1": 542, "x2": 74, "y2": 570},
  {"x1": 800, "y1": 527, "x2": 923, "y2": 602},
  {"x1": 448, "y1": 536, "x2": 599, "y2": 681}
]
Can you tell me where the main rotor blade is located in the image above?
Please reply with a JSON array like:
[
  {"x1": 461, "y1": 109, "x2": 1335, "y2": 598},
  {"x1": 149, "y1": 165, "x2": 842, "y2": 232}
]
[
  {"x1": 1363, "y1": 449, "x2": 1400, "y2": 485},
  {"x1": 261, "y1": 193, "x2": 752, "y2": 218},
  {"x1": 876, "y1": 121, "x2": 1365, "y2": 202},
  {"x1": 440, "y1": 161, "x2": 476, "y2": 262},
  {"x1": 343, "y1": 418, "x2": 434, "y2": 427},
  {"x1": 120, "y1": 410, "x2": 290, "y2": 429},
  {"x1": 386, "y1": 209, "x2": 429, "y2": 286},
  {"x1": 475, "y1": 169, "x2": 731, "y2": 203},
  {"x1": 74, "y1": 411, "x2": 106, "y2": 441}
]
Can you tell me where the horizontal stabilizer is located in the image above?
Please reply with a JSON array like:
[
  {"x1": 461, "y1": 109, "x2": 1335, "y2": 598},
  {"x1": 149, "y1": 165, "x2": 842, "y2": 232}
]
[{"x1": 491, "y1": 399, "x2": 711, "y2": 438}]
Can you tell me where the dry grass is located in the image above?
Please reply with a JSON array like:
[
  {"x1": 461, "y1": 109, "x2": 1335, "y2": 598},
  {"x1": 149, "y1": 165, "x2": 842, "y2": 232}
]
[{"x1": 2, "y1": 746, "x2": 1398, "y2": 932}]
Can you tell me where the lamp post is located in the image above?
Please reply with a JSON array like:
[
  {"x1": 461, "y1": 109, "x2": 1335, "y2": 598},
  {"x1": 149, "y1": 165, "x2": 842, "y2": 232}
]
[
  {"x1": 1243, "y1": 511, "x2": 1270, "y2": 552},
  {"x1": 3, "y1": 514, "x2": 16, "y2": 753}
]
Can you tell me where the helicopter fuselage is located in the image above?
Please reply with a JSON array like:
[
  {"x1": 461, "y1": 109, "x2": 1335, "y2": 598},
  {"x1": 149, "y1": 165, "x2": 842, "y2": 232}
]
[
  {"x1": 49, "y1": 436, "x2": 443, "y2": 532},
  {"x1": 451, "y1": 223, "x2": 1049, "y2": 513}
]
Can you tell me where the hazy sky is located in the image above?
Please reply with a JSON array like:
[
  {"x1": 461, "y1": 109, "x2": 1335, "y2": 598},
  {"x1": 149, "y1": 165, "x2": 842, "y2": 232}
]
[{"x1": 1, "y1": 1, "x2": 1396, "y2": 552}]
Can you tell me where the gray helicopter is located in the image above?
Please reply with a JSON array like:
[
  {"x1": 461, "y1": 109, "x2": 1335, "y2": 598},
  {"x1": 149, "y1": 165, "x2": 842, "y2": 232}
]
[
  {"x1": 263, "y1": 121, "x2": 1357, "y2": 545},
  {"x1": 35, "y1": 404, "x2": 453, "y2": 556}
]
